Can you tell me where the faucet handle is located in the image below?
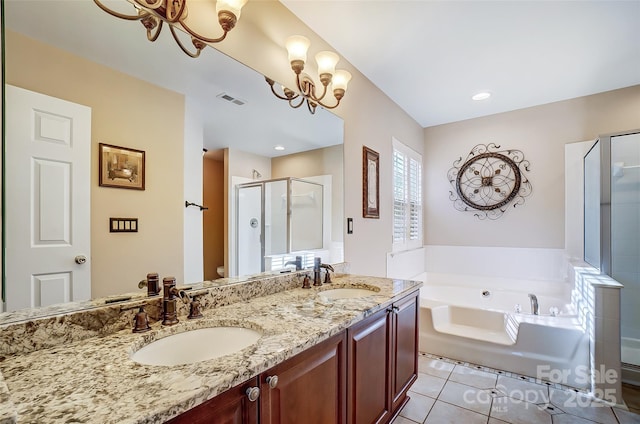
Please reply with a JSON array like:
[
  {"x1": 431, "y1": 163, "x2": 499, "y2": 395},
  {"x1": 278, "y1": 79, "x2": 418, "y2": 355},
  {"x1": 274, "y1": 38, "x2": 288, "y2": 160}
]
[
  {"x1": 321, "y1": 264, "x2": 334, "y2": 284},
  {"x1": 302, "y1": 274, "x2": 311, "y2": 289},
  {"x1": 132, "y1": 307, "x2": 151, "y2": 333},
  {"x1": 188, "y1": 297, "x2": 204, "y2": 319}
]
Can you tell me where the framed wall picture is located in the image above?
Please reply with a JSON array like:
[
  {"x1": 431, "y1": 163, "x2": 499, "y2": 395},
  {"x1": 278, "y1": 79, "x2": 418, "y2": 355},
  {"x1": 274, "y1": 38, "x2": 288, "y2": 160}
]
[
  {"x1": 99, "y1": 143, "x2": 145, "y2": 190},
  {"x1": 363, "y1": 146, "x2": 380, "y2": 218}
]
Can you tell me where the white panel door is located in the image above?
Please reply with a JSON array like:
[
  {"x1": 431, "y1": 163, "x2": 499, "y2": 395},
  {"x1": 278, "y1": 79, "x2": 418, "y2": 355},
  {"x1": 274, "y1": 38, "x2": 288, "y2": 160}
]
[{"x1": 5, "y1": 85, "x2": 91, "y2": 312}]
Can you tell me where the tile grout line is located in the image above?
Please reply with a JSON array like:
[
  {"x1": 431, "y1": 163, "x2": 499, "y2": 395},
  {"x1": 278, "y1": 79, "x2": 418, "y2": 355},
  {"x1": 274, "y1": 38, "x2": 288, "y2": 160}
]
[
  {"x1": 414, "y1": 352, "x2": 640, "y2": 424},
  {"x1": 420, "y1": 351, "x2": 590, "y2": 395}
]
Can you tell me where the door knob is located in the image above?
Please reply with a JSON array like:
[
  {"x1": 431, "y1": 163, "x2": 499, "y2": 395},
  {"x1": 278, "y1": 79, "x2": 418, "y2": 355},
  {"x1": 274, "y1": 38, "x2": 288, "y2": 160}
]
[{"x1": 75, "y1": 255, "x2": 87, "y2": 265}]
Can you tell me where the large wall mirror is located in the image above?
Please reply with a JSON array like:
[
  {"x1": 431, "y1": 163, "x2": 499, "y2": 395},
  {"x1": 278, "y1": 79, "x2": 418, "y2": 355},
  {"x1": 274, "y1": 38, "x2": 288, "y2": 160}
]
[{"x1": 1, "y1": 1, "x2": 344, "y2": 317}]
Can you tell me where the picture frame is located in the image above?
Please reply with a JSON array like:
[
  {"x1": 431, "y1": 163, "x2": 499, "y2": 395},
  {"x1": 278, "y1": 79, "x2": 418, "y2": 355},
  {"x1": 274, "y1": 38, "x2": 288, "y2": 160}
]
[
  {"x1": 363, "y1": 146, "x2": 380, "y2": 218},
  {"x1": 99, "y1": 143, "x2": 145, "y2": 190}
]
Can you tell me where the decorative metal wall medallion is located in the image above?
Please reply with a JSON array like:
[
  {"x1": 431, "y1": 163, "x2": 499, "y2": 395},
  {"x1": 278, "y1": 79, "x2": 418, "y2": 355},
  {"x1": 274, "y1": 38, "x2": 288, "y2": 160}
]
[{"x1": 448, "y1": 143, "x2": 532, "y2": 220}]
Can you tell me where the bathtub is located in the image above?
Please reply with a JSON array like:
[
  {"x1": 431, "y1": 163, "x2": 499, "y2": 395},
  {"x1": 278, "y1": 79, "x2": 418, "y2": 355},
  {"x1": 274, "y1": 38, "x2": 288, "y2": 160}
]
[{"x1": 419, "y1": 275, "x2": 590, "y2": 389}]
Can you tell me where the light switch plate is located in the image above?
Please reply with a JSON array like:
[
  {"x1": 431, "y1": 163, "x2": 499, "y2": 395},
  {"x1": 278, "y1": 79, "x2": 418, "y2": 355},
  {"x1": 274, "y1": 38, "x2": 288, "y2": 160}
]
[{"x1": 110, "y1": 218, "x2": 138, "y2": 233}]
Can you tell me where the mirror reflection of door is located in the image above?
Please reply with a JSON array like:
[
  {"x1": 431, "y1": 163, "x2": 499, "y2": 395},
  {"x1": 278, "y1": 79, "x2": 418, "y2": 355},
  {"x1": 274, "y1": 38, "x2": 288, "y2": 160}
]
[
  {"x1": 5, "y1": 85, "x2": 91, "y2": 311},
  {"x1": 202, "y1": 151, "x2": 225, "y2": 280},
  {"x1": 237, "y1": 185, "x2": 263, "y2": 276}
]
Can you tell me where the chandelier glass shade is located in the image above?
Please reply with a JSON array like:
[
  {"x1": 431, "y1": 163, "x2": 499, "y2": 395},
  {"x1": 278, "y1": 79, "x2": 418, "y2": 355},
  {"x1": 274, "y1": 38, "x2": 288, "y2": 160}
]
[
  {"x1": 267, "y1": 35, "x2": 352, "y2": 114},
  {"x1": 93, "y1": 0, "x2": 248, "y2": 58}
]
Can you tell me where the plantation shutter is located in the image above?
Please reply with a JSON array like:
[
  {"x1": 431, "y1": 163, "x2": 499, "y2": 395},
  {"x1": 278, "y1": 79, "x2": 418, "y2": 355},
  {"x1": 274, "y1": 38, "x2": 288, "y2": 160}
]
[{"x1": 392, "y1": 138, "x2": 423, "y2": 251}]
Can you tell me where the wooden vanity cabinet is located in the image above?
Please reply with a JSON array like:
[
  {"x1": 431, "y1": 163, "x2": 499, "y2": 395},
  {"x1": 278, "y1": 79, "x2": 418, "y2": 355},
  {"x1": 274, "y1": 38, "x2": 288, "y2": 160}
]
[
  {"x1": 390, "y1": 293, "x2": 419, "y2": 413},
  {"x1": 166, "y1": 292, "x2": 418, "y2": 424},
  {"x1": 166, "y1": 376, "x2": 260, "y2": 424},
  {"x1": 259, "y1": 331, "x2": 347, "y2": 424},
  {"x1": 346, "y1": 292, "x2": 419, "y2": 424}
]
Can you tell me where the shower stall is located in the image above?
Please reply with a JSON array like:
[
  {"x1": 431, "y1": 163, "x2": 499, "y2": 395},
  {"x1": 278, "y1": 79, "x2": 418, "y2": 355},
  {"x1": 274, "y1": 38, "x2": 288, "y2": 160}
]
[
  {"x1": 584, "y1": 130, "x2": 640, "y2": 384},
  {"x1": 236, "y1": 178, "x2": 324, "y2": 276}
]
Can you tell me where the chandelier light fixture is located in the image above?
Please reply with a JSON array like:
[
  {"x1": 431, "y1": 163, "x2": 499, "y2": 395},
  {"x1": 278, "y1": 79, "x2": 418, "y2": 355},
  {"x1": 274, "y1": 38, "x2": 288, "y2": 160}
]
[
  {"x1": 266, "y1": 35, "x2": 352, "y2": 114},
  {"x1": 93, "y1": 0, "x2": 248, "y2": 58}
]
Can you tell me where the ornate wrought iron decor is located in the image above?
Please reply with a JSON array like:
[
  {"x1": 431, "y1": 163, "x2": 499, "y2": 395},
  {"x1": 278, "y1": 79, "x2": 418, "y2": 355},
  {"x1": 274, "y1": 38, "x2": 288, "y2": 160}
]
[{"x1": 447, "y1": 143, "x2": 532, "y2": 220}]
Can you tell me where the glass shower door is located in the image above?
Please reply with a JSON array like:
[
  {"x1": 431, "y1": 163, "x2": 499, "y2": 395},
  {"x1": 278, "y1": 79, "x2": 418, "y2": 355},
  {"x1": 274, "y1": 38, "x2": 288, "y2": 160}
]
[{"x1": 611, "y1": 132, "x2": 640, "y2": 369}]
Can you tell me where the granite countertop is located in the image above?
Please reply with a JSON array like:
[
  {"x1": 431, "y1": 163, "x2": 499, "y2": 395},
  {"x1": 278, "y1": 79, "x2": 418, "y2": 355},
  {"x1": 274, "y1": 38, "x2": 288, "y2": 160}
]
[{"x1": 0, "y1": 275, "x2": 421, "y2": 424}]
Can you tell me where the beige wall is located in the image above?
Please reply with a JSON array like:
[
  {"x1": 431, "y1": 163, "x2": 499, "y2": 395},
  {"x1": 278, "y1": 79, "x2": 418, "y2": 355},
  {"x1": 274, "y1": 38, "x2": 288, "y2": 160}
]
[
  {"x1": 424, "y1": 85, "x2": 640, "y2": 249},
  {"x1": 272, "y1": 144, "x2": 344, "y2": 243},
  {"x1": 5, "y1": 31, "x2": 185, "y2": 298},
  {"x1": 203, "y1": 157, "x2": 224, "y2": 281}
]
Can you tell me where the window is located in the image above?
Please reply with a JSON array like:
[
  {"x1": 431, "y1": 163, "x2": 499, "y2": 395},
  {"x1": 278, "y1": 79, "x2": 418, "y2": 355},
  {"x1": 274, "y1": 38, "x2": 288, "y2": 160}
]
[{"x1": 392, "y1": 138, "x2": 423, "y2": 251}]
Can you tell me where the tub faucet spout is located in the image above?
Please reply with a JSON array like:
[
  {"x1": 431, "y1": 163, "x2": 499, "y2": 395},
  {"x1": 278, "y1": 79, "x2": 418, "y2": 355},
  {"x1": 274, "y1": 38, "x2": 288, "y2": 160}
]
[{"x1": 528, "y1": 293, "x2": 539, "y2": 315}]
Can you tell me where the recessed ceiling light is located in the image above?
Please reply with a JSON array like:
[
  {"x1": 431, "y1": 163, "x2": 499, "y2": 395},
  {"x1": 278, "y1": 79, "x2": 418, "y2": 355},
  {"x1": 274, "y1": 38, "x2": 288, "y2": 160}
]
[
  {"x1": 472, "y1": 92, "x2": 491, "y2": 101},
  {"x1": 274, "y1": 145, "x2": 285, "y2": 151}
]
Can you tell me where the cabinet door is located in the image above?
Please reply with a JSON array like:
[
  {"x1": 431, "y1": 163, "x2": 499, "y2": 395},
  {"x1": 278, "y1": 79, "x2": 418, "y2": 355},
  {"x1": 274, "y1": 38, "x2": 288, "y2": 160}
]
[
  {"x1": 391, "y1": 293, "x2": 419, "y2": 412},
  {"x1": 347, "y1": 308, "x2": 392, "y2": 424},
  {"x1": 167, "y1": 377, "x2": 259, "y2": 424},
  {"x1": 260, "y1": 332, "x2": 347, "y2": 424}
]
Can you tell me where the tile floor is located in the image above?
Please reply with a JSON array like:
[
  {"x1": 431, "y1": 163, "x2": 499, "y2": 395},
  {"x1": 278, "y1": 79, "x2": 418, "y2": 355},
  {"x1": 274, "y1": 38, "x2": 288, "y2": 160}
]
[{"x1": 392, "y1": 353, "x2": 640, "y2": 424}]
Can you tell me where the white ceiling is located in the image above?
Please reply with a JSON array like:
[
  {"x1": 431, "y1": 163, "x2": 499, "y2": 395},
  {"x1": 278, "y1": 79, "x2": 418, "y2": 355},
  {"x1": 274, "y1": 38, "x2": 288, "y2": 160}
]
[
  {"x1": 282, "y1": 0, "x2": 640, "y2": 127},
  {"x1": 4, "y1": 0, "x2": 343, "y2": 158}
]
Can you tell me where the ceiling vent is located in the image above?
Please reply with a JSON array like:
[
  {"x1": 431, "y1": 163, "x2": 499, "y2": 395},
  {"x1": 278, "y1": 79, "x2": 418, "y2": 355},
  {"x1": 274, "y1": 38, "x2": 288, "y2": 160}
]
[{"x1": 216, "y1": 92, "x2": 246, "y2": 106}]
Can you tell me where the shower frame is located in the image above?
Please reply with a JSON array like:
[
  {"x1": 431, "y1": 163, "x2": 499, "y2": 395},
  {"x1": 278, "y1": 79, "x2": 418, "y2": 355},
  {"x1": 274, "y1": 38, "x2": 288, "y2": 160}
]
[
  {"x1": 236, "y1": 177, "x2": 324, "y2": 275},
  {"x1": 584, "y1": 128, "x2": 640, "y2": 382},
  {"x1": 584, "y1": 129, "x2": 640, "y2": 275}
]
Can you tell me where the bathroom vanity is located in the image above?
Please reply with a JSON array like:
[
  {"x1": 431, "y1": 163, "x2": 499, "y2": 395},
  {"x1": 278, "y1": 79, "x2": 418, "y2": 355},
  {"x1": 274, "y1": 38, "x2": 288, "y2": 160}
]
[{"x1": 0, "y1": 272, "x2": 421, "y2": 423}]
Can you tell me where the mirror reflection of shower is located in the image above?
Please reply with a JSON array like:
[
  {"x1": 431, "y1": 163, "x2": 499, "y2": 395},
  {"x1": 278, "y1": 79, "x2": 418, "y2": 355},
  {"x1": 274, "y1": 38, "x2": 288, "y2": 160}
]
[{"x1": 236, "y1": 177, "x2": 334, "y2": 276}]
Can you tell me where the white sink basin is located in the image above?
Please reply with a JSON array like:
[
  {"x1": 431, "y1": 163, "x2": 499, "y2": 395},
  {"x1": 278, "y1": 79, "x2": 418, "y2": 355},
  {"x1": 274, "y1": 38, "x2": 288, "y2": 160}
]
[
  {"x1": 131, "y1": 327, "x2": 262, "y2": 366},
  {"x1": 319, "y1": 288, "x2": 378, "y2": 300}
]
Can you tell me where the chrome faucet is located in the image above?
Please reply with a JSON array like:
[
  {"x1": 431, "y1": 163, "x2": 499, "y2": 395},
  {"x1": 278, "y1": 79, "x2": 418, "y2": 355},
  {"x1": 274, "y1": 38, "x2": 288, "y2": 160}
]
[
  {"x1": 528, "y1": 293, "x2": 539, "y2": 315},
  {"x1": 284, "y1": 256, "x2": 303, "y2": 271}
]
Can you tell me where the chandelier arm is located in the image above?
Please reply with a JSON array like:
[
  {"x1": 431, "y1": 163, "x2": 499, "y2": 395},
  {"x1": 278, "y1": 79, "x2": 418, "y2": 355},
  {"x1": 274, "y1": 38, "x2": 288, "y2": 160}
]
[
  {"x1": 93, "y1": 0, "x2": 144, "y2": 20},
  {"x1": 132, "y1": 0, "x2": 164, "y2": 10},
  {"x1": 268, "y1": 84, "x2": 296, "y2": 101},
  {"x1": 315, "y1": 99, "x2": 341, "y2": 110},
  {"x1": 146, "y1": 19, "x2": 163, "y2": 42},
  {"x1": 169, "y1": 25, "x2": 203, "y2": 58},
  {"x1": 165, "y1": 0, "x2": 187, "y2": 23},
  {"x1": 180, "y1": 20, "x2": 228, "y2": 44},
  {"x1": 306, "y1": 101, "x2": 317, "y2": 114},
  {"x1": 296, "y1": 73, "x2": 309, "y2": 97},
  {"x1": 289, "y1": 97, "x2": 306, "y2": 109},
  {"x1": 312, "y1": 84, "x2": 329, "y2": 103},
  {"x1": 296, "y1": 74, "x2": 328, "y2": 103}
]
